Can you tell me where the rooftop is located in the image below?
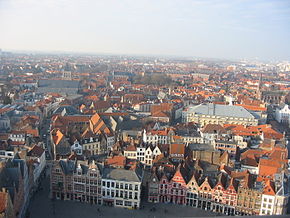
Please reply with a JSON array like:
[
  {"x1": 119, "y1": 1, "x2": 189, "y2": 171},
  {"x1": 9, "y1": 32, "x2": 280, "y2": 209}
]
[
  {"x1": 102, "y1": 168, "x2": 141, "y2": 183},
  {"x1": 186, "y1": 103, "x2": 255, "y2": 119}
]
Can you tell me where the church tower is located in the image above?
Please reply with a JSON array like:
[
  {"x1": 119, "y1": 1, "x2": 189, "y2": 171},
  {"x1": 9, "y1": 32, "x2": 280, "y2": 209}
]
[
  {"x1": 62, "y1": 63, "x2": 72, "y2": 80},
  {"x1": 257, "y1": 73, "x2": 263, "y2": 99}
]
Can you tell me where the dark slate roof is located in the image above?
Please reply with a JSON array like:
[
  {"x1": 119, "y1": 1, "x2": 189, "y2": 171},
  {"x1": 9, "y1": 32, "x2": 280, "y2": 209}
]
[
  {"x1": 59, "y1": 159, "x2": 76, "y2": 175},
  {"x1": 37, "y1": 79, "x2": 80, "y2": 94},
  {"x1": 102, "y1": 168, "x2": 141, "y2": 183},
  {"x1": 187, "y1": 143, "x2": 214, "y2": 151},
  {"x1": 53, "y1": 105, "x2": 79, "y2": 115},
  {"x1": 186, "y1": 103, "x2": 254, "y2": 119}
]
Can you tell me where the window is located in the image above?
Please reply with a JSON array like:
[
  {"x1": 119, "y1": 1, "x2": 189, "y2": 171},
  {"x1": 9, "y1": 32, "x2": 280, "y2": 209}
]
[
  {"x1": 269, "y1": 199, "x2": 272, "y2": 203},
  {"x1": 125, "y1": 201, "x2": 132, "y2": 207},
  {"x1": 262, "y1": 210, "x2": 265, "y2": 214},
  {"x1": 116, "y1": 200, "x2": 123, "y2": 206}
]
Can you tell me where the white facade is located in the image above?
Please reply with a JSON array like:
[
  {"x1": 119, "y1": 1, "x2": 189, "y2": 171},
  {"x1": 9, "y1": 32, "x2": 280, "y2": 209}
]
[
  {"x1": 241, "y1": 164, "x2": 259, "y2": 175},
  {"x1": 180, "y1": 136, "x2": 203, "y2": 144},
  {"x1": 0, "y1": 150, "x2": 14, "y2": 159},
  {"x1": 102, "y1": 169, "x2": 142, "y2": 208},
  {"x1": 106, "y1": 135, "x2": 115, "y2": 151},
  {"x1": 233, "y1": 135, "x2": 249, "y2": 149},
  {"x1": 143, "y1": 129, "x2": 169, "y2": 145},
  {"x1": 144, "y1": 146, "x2": 162, "y2": 166},
  {"x1": 124, "y1": 150, "x2": 137, "y2": 160},
  {"x1": 0, "y1": 114, "x2": 11, "y2": 131},
  {"x1": 275, "y1": 104, "x2": 290, "y2": 125},
  {"x1": 82, "y1": 137, "x2": 102, "y2": 155},
  {"x1": 136, "y1": 147, "x2": 145, "y2": 163},
  {"x1": 260, "y1": 194, "x2": 275, "y2": 215},
  {"x1": 32, "y1": 151, "x2": 46, "y2": 184},
  {"x1": 71, "y1": 140, "x2": 83, "y2": 155},
  {"x1": 9, "y1": 132, "x2": 26, "y2": 142}
]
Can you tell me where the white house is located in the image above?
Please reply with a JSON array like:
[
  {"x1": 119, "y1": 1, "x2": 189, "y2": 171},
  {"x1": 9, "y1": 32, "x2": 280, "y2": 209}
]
[
  {"x1": 123, "y1": 144, "x2": 137, "y2": 160},
  {"x1": 142, "y1": 128, "x2": 173, "y2": 145},
  {"x1": 259, "y1": 178, "x2": 289, "y2": 216},
  {"x1": 0, "y1": 150, "x2": 14, "y2": 159},
  {"x1": 71, "y1": 140, "x2": 83, "y2": 155},
  {"x1": 27, "y1": 145, "x2": 46, "y2": 185},
  {"x1": 0, "y1": 114, "x2": 11, "y2": 132},
  {"x1": 106, "y1": 133, "x2": 115, "y2": 151},
  {"x1": 102, "y1": 168, "x2": 142, "y2": 208},
  {"x1": 8, "y1": 131, "x2": 26, "y2": 142},
  {"x1": 144, "y1": 145, "x2": 162, "y2": 166},
  {"x1": 136, "y1": 146, "x2": 146, "y2": 163},
  {"x1": 275, "y1": 104, "x2": 290, "y2": 126}
]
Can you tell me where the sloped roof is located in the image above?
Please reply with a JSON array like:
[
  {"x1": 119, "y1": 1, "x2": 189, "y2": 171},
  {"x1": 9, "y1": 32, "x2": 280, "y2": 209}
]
[
  {"x1": 202, "y1": 124, "x2": 226, "y2": 134},
  {"x1": 102, "y1": 168, "x2": 141, "y2": 182},
  {"x1": 263, "y1": 180, "x2": 276, "y2": 195},
  {"x1": 186, "y1": 103, "x2": 254, "y2": 119},
  {"x1": 169, "y1": 143, "x2": 185, "y2": 155},
  {"x1": 28, "y1": 145, "x2": 45, "y2": 157}
]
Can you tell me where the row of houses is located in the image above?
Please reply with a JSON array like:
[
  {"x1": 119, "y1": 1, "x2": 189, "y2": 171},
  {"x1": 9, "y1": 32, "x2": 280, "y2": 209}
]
[
  {"x1": 0, "y1": 144, "x2": 46, "y2": 218},
  {"x1": 147, "y1": 161, "x2": 289, "y2": 216},
  {"x1": 50, "y1": 159, "x2": 143, "y2": 209}
]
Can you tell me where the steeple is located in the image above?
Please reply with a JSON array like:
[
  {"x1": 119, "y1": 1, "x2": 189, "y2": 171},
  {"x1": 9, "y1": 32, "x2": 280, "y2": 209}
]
[{"x1": 62, "y1": 63, "x2": 72, "y2": 80}]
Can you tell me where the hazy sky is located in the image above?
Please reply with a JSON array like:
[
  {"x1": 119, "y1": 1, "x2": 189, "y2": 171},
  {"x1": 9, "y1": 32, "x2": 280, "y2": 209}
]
[{"x1": 0, "y1": 0, "x2": 290, "y2": 60}]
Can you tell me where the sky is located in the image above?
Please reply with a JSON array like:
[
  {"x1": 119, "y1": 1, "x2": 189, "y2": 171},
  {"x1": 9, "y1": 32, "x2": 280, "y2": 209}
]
[{"x1": 0, "y1": 0, "x2": 290, "y2": 61}]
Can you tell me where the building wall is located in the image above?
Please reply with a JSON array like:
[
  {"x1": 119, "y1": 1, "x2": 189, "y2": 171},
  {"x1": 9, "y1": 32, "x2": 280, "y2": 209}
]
[
  {"x1": 124, "y1": 150, "x2": 137, "y2": 159},
  {"x1": 236, "y1": 187, "x2": 262, "y2": 215},
  {"x1": 83, "y1": 141, "x2": 101, "y2": 155},
  {"x1": 50, "y1": 162, "x2": 102, "y2": 205},
  {"x1": 182, "y1": 113, "x2": 258, "y2": 127},
  {"x1": 260, "y1": 194, "x2": 275, "y2": 215},
  {"x1": 273, "y1": 195, "x2": 288, "y2": 215},
  {"x1": 101, "y1": 179, "x2": 141, "y2": 208}
]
